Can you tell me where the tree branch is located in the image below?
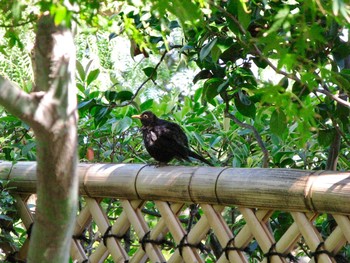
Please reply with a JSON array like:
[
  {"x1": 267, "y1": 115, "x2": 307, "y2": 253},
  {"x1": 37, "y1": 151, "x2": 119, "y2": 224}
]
[
  {"x1": 0, "y1": 77, "x2": 39, "y2": 123},
  {"x1": 316, "y1": 89, "x2": 350, "y2": 109}
]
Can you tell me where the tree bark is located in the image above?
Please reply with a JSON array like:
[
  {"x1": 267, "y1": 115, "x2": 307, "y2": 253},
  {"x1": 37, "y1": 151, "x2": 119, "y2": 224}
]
[{"x1": 0, "y1": 15, "x2": 78, "y2": 262}]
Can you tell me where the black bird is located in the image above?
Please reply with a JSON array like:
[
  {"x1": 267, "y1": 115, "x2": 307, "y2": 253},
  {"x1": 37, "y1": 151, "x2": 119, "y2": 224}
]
[{"x1": 132, "y1": 111, "x2": 212, "y2": 166}]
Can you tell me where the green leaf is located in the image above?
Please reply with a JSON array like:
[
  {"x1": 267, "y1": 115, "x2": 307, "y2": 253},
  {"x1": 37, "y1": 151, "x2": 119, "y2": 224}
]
[
  {"x1": 192, "y1": 132, "x2": 205, "y2": 146},
  {"x1": 210, "y1": 136, "x2": 222, "y2": 148},
  {"x1": 193, "y1": 87, "x2": 203, "y2": 102},
  {"x1": 332, "y1": 71, "x2": 350, "y2": 92},
  {"x1": 292, "y1": 82, "x2": 309, "y2": 99},
  {"x1": 216, "y1": 38, "x2": 234, "y2": 53},
  {"x1": 76, "y1": 60, "x2": 85, "y2": 81},
  {"x1": 143, "y1": 67, "x2": 157, "y2": 80},
  {"x1": 22, "y1": 141, "x2": 36, "y2": 156},
  {"x1": 227, "y1": 0, "x2": 251, "y2": 30},
  {"x1": 76, "y1": 83, "x2": 85, "y2": 93},
  {"x1": 116, "y1": 91, "x2": 134, "y2": 102},
  {"x1": 203, "y1": 78, "x2": 224, "y2": 102},
  {"x1": 53, "y1": 5, "x2": 67, "y2": 25},
  {"x1": 140, "y1": 99, "x2": 154, "y2": 111},
  {"x1": 265, "y1": 7, "x2": 290, "y2": 36},
  {"x1": 270, "y1": 109, "x2": 287, "y2": 137},
  {"x1": 113, "y1": 117, "x2": 132, "y2": 134},
  {"x1": 200, "y1": 38, "x2": 217, "y2": 61},
  {"x1": 333, "y1": 42, "x2": 350, "y2": 60},
  {"x1": 252, "y1": 57, "x2": 268, "y2": 69},
  {"x1": 85, "y1": 60, "x2": 94, "y2": 73},
  {"x1": 78, "y1": 99, "x2": 95, "y2": 111},
  {"x1": 211, "y1": 45, "x2": 222, "y2": 63},
  {"x1": 11, "y1": 2, "x2": 21, "y2": 21},
  {"x1": 86, "y1": 69, "x2": 100, "y2": 85},
  {"x1": 335, "y1": 103, "x2": 350, "y2": 126},
  {"x1": 234, "y1": 91, "x2": 256, "y2": 119},
  {"x1": 278, "y1": 53, "x2": 297, "y2": 71},
  {"x1": 278, "y1": 77, "x2": 289, "y2": 89},
  {"x1": 105, "y1": 91, "x2": 118, "y2": 102},
  {"x1": 333, "y1": 0, "x2": 340, "y2": 16},
  {"x1": 193, "y1": 70, "x2": 212, "y2": 84},
  {"x1": 94, "y1": 106, "x2": 110, "y2": 126},
  {"x1": 162, "y1": 0, "x2": 203, "y2": 28},
  {"x1": 318, "y1": 129, "x2": 336, "y2": 147},
  {"x1": 0, "y1": 116, "x2": 18, "y2": 122},
  {"x1": 217, "y1": 79, "x2": 230, "y2": 93}
]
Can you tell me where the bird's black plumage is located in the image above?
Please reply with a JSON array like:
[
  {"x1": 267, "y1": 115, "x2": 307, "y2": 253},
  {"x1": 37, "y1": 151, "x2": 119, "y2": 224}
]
[{"x1": 132, "y1": 111, "x2": 212, "y2": 166}]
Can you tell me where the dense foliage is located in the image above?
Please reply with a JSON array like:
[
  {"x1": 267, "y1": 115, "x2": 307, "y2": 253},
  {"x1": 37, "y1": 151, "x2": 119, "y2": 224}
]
[
  {"x1": 1, "y1": 0, "x2": 350, "y2": 261},
  {"x1": 1, "y1": 0, "x2": 350, "y2": 168}
]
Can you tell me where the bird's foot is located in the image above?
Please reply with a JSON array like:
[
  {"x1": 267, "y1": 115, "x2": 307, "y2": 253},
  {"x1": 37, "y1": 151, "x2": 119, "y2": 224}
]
[{"x1": 147, "y1": 162, "x2": 168, "y2": 168}]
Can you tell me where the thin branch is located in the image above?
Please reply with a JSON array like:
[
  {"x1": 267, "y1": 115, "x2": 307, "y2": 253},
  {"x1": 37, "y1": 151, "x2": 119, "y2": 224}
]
[
  {"x1": 224, "y1": 104, "x2": 269, "y2": 168},
  {"x1": 0, "y1": 17, "x2": 37, "y2": 28},
  {"x1": 316, "y1": 89, "x2": 350, "y2": 109},
  {"x1": 111, "y1": 51, "x2": 168, "y2": 108}
]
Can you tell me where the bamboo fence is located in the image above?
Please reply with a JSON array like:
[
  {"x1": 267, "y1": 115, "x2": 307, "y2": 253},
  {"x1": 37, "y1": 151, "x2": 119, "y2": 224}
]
[{"x1": 1, "y1": 161, "x2": 350, "y2": 263}]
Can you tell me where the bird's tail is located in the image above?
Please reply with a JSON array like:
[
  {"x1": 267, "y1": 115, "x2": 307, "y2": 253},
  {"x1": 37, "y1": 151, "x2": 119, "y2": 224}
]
[{"x1": 188, "y1": 150, "x2": 213, "y2": 166}]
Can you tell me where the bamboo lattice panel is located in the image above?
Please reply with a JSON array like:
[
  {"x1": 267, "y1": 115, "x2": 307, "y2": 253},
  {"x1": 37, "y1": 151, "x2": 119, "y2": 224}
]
[
  {"x1": 13, "y1": 195, "x2": 350, "y2": 262},
  {"x1": 1, "y1": 162, "x2": 350, "y2": 262}
]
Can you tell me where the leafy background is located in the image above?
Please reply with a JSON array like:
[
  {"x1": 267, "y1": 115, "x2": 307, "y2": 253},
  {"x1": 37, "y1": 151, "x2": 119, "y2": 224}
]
[{"x1": 1, "y1": 0, "x2": 350, "y2": 261}]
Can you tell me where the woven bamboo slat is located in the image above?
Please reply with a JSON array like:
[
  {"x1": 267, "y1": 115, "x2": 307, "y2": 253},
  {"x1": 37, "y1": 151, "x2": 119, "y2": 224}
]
[
  {"x1": 274, "y1": 213, "x2": 317, "y2": 256},
  {"x1": 333, "y1": 215, "x2": 350, "y2": 242},
  {"x1": 2, "y1": 161, "x2": 350, "y2": 262},
  {"x1": 202, "y1": 204, "x2": 244, "y2": 262},
  {"x1": 156, "y1": 201, "x2": 203, "y2": 263},
  {"x1": 86, "y1": 198, "x2": 129, "y2": 262},
  {"x1": 133, "y1": 202, "x2": 183, "y2": 263},
  {"x1": 291, "y1": 212, "x2": 334, "y2": 263}
]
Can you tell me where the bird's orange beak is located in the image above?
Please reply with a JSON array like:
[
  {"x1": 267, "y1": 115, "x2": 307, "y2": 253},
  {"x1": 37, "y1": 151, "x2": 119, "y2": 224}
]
[{"x1": 132, "y1": 114, "x2": 142, "y2": 119}]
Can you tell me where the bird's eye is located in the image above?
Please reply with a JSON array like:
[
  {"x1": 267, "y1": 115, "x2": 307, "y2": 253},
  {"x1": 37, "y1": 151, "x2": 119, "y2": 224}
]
[{"x1": 143, "y1": 115, "x2": 148, "y2": 119}]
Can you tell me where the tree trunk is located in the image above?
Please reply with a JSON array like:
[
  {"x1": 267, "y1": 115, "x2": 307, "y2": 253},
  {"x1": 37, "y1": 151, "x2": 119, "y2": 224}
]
[{"x1": 0, "y1": 14, "x2": 78, "y2": 262}]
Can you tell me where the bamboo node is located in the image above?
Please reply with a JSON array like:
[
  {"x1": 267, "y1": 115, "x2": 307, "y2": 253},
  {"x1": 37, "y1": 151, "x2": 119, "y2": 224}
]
[{"x1": 304, "y1": 170, "x2": 324, "y2": 212}]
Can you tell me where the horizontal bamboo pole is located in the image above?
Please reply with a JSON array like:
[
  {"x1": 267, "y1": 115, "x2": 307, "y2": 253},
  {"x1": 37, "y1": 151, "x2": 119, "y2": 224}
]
[{"x1": 1, "y1": 161, "x2": 350, "y2": 214}]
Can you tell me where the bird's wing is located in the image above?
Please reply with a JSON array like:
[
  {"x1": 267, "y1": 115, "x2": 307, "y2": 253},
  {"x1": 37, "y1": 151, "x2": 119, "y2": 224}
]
[
  {"x1": 159, "y1": 124, "x2": 212, "y2": 165},
  {"x1": 158, "y1": 122, "x2": 188, "y2": 145},
  {"x1": 154, "y1": 121, "x2": 190, "y2": 159}
]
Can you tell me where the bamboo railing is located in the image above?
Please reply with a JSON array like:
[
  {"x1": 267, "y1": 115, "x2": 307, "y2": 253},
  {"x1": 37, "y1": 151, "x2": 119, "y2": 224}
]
[{"x1": 1, "y1": 161, "x2": 350, "y2": 262}]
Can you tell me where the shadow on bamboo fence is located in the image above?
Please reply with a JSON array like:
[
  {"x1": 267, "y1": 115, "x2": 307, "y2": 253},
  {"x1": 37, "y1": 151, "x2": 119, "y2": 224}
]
[{"x1": 1, "y1": 161, "x2": 350, "y2": 262}]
